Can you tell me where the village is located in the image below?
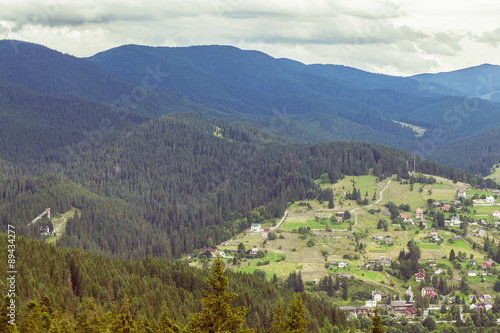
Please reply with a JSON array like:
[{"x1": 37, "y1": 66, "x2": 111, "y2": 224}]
[{"x1": 187, "y1": 173, "x2": 500, "y2": 324}]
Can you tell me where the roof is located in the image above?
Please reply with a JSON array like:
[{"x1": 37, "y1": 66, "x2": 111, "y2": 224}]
[
  {"x1": 400, "y1": 214, "x2": 407, "y2": 218},
  {"x1": 391, "y1": 301, "x2": 413, "y2": 307},
  {"x1": 416, "y1": 208, "x2": 423, "y2": 213},
  {"x1": 422, "y1": 287, "x2": 435, "y2": 291},
  {"x1": 415, "y1": 273, "x2": 424, "y2": 278}
]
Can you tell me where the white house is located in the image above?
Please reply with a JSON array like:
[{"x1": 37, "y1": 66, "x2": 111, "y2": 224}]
[
  {"x1": 468, "y1": 270, "x2": 477, "y2": 277},
  {"x1": 372, "y1": 290, "x2": 382, "y2": 302},
  {"x1": 486, "y1": 196, "x2": 494, "y2": 204},
  {"x1": 250, "y1": 223, "x2": 261, "y2": 231},
  {"x1": 365, "y1": 300, "x2": 377, "y2": 308},
  {"x1": 434, "y1": 268, "x2": 443, "y2": 275},
  {"x1": 337, "y1": 261, "x2": 347, "y2": 268},
  {"x1": 458, "y1": 189, "x2": 466, "y2": 197},
  {"x1": 492, "y1": 211, "x2": 500, "y2": 218}
]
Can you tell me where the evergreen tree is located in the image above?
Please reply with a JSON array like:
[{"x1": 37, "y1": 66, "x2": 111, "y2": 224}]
[
  {"x1": 295, "y1": 272, "x2": 305, "y2": 293},
  {"x1": 271, "y1": 299, "x2": 286, "y2": 333},
  {"x1": 111, "y1": 294, "x2": 136, "y2": 333},
  {"x1": 184, "y1": 255, "x2": 250, "y2": 333},
  {"x1": 369, "y1": 308, "x2": 385, "y2": 333},
  {"x1": 449, "y1": 249, "x2": 456, "y2": 261},
  {"x1": 342, "y1": 280, "x2": 348, "y2": 300},
  {"x1": 285, "y1": 293, "x2": 309, "y2": 333},
  {"x1": 158, "y1": 305, "x2": 181, "y2": 332}
]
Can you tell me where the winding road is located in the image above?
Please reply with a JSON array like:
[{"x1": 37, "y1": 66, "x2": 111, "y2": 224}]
[{"x1": 350, "y1": 180, "x2": 391, "y2": 228}]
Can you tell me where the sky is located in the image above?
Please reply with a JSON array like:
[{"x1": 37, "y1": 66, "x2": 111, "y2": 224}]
[{"x1": 0, "y1": 0, "x2": 499, "y2": 76}]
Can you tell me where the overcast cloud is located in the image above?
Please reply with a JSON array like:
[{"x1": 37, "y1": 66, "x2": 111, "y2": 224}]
[{"x1": 0, "y1": 0, "x2": 499, "y2": 75}]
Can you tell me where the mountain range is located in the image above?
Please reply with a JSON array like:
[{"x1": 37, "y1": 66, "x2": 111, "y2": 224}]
[{"x1": 1, "y1": 40, "x2": 500, "y2": 176}]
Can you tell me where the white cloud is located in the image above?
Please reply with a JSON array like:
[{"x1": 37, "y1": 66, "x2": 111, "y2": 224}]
[{"x1": 0, "y1": 0, "x2": 498, "y2": 75}]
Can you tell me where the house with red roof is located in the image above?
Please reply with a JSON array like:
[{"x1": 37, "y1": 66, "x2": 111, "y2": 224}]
[
  {"x1": 414, "y1": 272, "x2": 424, "y2": 282},
  {"x1": 441, "y1": 204, "x2": 451, "y2": 211},
  {"x1": 482, "y1": 261, "x2": 492, "y2": 268},
  {"x1": 492, "y1": 211, "x2": 500, "y2": 218},
  {"x1": 400, "y1": 214, "x2": 407, "y2": 220}
]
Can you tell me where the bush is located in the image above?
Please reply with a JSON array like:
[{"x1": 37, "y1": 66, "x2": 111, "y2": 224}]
[{"x1": 267, "y1": 231, "x2": 277, "y2": 240}]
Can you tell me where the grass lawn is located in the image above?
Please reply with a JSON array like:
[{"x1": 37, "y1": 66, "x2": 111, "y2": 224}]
[
  {"x1": 467, "y1": 275, "x2": 498, "y2": 283},
  {"x1": 418, "y1": 243, "x2": 440, "y2": 250}
]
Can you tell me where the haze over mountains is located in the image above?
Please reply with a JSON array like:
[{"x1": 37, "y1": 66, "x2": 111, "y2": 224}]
[{"x1": 1, "y1": 39, "x2": 500, "y2": 175}]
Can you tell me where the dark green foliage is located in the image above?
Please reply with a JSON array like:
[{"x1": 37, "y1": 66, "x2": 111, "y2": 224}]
[
  {"x1": 184, "y1": 255, "x2": 250, "y2": 332},
  {"x1": 0, "y1": 235, "x2": 344, "y2": 331},
  {"x1": 369, "y1": 309, "x2": 386, "y2": 333}
]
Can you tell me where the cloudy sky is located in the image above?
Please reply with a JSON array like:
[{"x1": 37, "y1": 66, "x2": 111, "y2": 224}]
[{"x1": 0, "y1": 0, "x2": 499, "y2": 76}]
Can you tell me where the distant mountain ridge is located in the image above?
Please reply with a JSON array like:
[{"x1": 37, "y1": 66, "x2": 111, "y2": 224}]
[
  {"x1": 412, "y1": 64, "x2": 500, "y2": 102},
  {"x1": 2, "y1": 39, "x2": 500, "y2": 173}
]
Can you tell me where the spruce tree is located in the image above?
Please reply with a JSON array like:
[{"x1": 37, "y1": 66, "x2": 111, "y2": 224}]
[
  {"x1": 271, "y1": 298, "x2": 286, "y2": 333},
  {"x1": 111, "y1": 294, "x2": 136, "y2": 333},
  {"x1": 158, "y1": 305, "x2": 181, "y2": 332},
  {"x1": 285, "y1": 293, "x2": 309, "y2": 333},
  {"x1": 369, "y1": 308, "x2": 385, "y2": 333},
  {"x1": 184, "y1": 255, "x2": 250, "y2": 332}
]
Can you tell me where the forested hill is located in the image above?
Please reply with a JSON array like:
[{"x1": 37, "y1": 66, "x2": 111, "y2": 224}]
[
  {"x1": 0, "y1": 82, "x2": 148, "y2": 167},
  {"x1": 429, "y1": 127, "x2": 500, "y2": 176},
  {"x1": 0, "y1": 234, "x2": 348, "y2": 332},
  {"x1": 0, "y1": 113, "x2": 477, "y2": 260}
]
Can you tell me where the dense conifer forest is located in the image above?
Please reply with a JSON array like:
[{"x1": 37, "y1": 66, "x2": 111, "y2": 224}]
[{"x1": 0, "y1": 235, "x2": 349, "y2": 332}]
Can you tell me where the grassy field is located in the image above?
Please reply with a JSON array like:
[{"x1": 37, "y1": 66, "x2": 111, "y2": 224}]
[
  {"x1": 46, "y1": 208, "x2": 79, "y2": 244},
  {"x1": 487, "y1": 165, "x2": 500, "y2": 183}
]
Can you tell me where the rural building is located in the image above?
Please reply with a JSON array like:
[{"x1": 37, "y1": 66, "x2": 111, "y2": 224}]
[
  {"x1": 486, "y1": 196, "x2": 494, "y2": 204},
  {"x1": 434, "y1": 268, "x2": 442, "y2": 275},
  {"x1": 429, "y1": 229, "x2": 438, "y2": 236},
  {"x1": 458, "y1": 189, "x2": 467, "y2": 197},
  {"x1": 337, "y1": 261, "x2": 347, "y2": 268},
  {"x1": 406, "y1": 286, "x2": 414, "y2": 302},
  {"x1": 452, "y1": 235, "x2": 462, "y2": 240},
  {"x1": 415, "y1": 208, "x2": 423, "y2": 219},
  {"x1": 493, "y1": 211, "x2": 500, "y2": 217},
  {"x1": 390, "y1": 301, "x2": 414, "y2": 311},
  {"x1": 198, "y1": 247, "x2": 218, "y2": 257},
  {"x1": 400, "y1": 214, "x2": 407, "y2": 220},
  {"x1": 469, "y1": 260, "x2": 477, "y2": 265},
  {"x1": 468, "y1": 270, "x2": 477, "y2": 277},
  {"x1": 384, "y1": 237, "x2": 392, "y2": 244},
  {"x1": 263, "y1": 228, "x2": 271, "y2": 233},
  {"x1": 250, "y1": 248, "x2": 259, "y2": 256},
  {"x1": 337, "y1": 211, "x2": 345, "y2": 217},
  {"x1": 365, "y1": 300, "x2": 377, "y2": 308},
  {"x1": 441, "y1": 204, "x2": 451, "y2": 211},
  {"x1": 414, "y1": 272, "x2": 424, "y2": 282},
  {"x1": 428, "y1": 261, "x2": 436, "y2": 267},
  {"x1": 421, "y1": 287, "x2": 435, "y2": 297},
  {"x1": 482, "y1": 260, "x2": 492, "y2": 268},
  {"x1": 372, "y1": 290, "x2": 382, "y2": 302},
  {"x1": 479, "y1": 229, "x2": 487, "y2": 237},
  {"x1": 250, "y1": 223, "x2": 261, "y2": 231}
]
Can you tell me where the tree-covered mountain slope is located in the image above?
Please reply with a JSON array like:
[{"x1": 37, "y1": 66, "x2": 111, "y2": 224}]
[{"x1": 0, "y1": 82, "x2": 148, "y2": 166}]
